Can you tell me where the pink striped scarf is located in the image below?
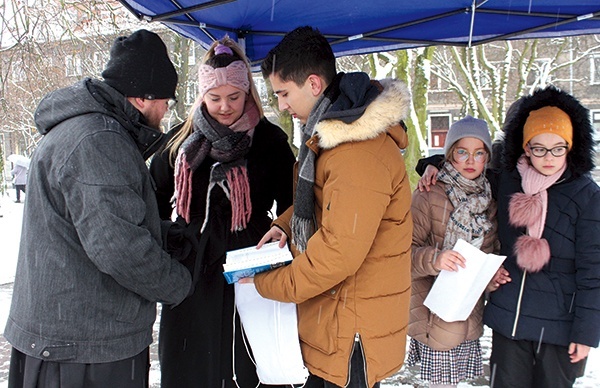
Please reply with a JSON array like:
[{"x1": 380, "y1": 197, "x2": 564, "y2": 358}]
[{"x1": 174, "y1": 98, "x2": 259, "y2": 231}]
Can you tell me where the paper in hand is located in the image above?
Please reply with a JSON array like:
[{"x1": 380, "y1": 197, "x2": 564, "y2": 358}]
[{"x1": 424, "y1": 238, "x2": 506, "y2": 322}]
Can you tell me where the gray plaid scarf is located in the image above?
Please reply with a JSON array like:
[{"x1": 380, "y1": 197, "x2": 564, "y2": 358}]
[
  {"x1": 436, "y1": 161, "x2": 493, "y2": 251},
  {"x1": 291, "y1": 93, "x2": 333, "y2": 252}
]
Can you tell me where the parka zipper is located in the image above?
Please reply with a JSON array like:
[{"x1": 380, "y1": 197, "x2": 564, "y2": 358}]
[
  {"x1": 512, "y1": 271, "x2": 527, "y2": 337},
  {"x1": 345, "y1": 333, "x2": 369, "y2": 388},
  {"x1": 510, "y1": 179, "x2": 564, "y2": 338}
]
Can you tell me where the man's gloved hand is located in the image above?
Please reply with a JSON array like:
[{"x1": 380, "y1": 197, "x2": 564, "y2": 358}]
[
  {"x1": 161, "y1": 220, "x2": 199, "y2": 262},
  {"x1": 161, "y1": 220, "x2": 203, "y2": 299}
]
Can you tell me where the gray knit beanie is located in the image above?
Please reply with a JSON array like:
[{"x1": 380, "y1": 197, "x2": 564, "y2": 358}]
[{"x1": 444, "y1": 115, "x2": 492, "y2": 156}]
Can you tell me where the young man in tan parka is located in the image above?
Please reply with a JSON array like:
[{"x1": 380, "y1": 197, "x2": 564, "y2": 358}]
[{"x1": 244, "y1": 26, "x2": 413, "y2": 387}]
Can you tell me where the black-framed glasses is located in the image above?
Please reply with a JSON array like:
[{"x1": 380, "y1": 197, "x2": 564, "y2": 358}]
[
  {"x1": 453, "y1": 148, "x2": 488, "y2": 163},
  {"x1": 528, "y1": 144, "x2": 568, "y2": 158}
]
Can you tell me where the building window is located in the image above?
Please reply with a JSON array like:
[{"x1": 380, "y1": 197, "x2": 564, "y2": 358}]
[
  {"x1": 185, "y1": 80, "x2": 198, "y2": 106},
  {"x1": 429, "y1": 114, "x2": 451, "y2": 149},
  {"x1": 93, "y1": 51, "x2": 108, "y2": 75},
  {"x1": 591, "y1": 110, "x2": 600, "y2": 136},
  {"x1": 591, "y1": 110, "x2": 600, "y2": 167},
  {"x1": 430, "y1": 73, "x2": 449, "y2": 92},
  {"x1": 189, "y1": 47, "x2": 197, "y2": 66},
  {"x1": 65, "y1": 54, "x2": 82, "y2": 77},
  {"x1": 591, "y1": 56, "x2": 600, "y2": 85}
]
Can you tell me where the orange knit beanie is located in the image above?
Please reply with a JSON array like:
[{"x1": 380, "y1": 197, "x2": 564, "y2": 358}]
[{"x1": 522, "y1": 106, "x2": 573, "y2": 150}]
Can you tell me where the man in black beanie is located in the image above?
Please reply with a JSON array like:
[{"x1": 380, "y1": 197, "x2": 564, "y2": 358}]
[
  {"x1": 102, "y1": 29, "x2": 178, "y2": 130},
  {"x1": 5, "y1": 29, "x2": 192, "y2": 388}
]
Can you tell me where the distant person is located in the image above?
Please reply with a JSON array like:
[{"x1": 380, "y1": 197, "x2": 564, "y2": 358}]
[
  {"x1": 150, "y1": 36, "x2": 295, "y2": 387},
  {"x1": 408, "y1": 116, "x2": 509, "y2": 388},
  {"x1": 5, "y1": 29, "x2": 192, "y2": 388},
  {"x1": 10, "y1": 163, "x2": 27, "y2": 203},
  {"x1": 417, "y1": 86, "x2": 600, "y2": 387},
  {"x1": 244, "y1": 26, "x2": 413, "y2": 387}
]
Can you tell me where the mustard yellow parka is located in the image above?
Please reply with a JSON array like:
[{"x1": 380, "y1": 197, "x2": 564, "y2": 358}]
[{"x1": 255, "y1": 77, "x2": 413, "y2": 387}]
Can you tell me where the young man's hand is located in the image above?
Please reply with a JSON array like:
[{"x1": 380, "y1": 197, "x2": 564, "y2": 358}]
[
  {"x1": 240, "y1": 227, "x2": 289, "y2": 284},
  {"x1": 257, "y1": 225, "x2": 288, "y2": 249},
  {"x1": 417, "y1": 165, "x2": 439, "y2": 192}
]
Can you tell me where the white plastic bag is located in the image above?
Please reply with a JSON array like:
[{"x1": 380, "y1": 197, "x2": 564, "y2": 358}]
[{"x1": 234, "y1": 282, "x2": 309, "y2": 385}]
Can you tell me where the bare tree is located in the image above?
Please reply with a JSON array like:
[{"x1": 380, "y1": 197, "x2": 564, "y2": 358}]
[
  {"x1": 0, "y1": 0, "x2": 201, "y2": 159},
  {"x1": 4, "y1": 1, "x2": 599, "y2": 188},
  {"x1": 336, "y1": 49, "x2": 434, "y2": 188},
  {"x1": 431, "y1": 36, "x2": 600, "y2": 137},
  {"x1": 1, "y1": 0, "x2": 130, "y2": 156}
]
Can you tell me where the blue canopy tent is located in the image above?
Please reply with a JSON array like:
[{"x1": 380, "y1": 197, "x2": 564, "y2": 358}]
[{"x1": 116, "y1": 0, "x2": 600, "y2": 66}]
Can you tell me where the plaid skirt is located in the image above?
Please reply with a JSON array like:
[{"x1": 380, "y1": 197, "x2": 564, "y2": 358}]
[{"x1": 406, "y1": 337, "x2": 484, "y2": 385}]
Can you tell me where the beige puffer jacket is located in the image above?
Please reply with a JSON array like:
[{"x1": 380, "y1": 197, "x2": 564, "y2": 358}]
[{"x1": 409, "y1": 181, "x2": 498, "y2": 351}]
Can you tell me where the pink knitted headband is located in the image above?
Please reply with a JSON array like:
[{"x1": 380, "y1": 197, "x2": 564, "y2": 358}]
[{"x1": 198, "y1": 60, "x2": 250, "y2": 98}]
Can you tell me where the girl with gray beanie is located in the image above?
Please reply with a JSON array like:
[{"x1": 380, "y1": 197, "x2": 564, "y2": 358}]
[{"x1": 408, "y1": 116, "x2": 508, "y2": 387}]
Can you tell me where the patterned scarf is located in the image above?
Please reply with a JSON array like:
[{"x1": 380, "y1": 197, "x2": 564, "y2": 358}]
[
  {"x1": 291, "y1": 93, "x2": 333, "y2": 252},
  {"x1": 174, "y1": 98, "x2": 260, "y2": 232},
  {"x1": 436, "y1": 162, "x2": 493, "y2": 251},
  {"x1": 508, "y1": 155, "x2": 566, "y2": 272}
]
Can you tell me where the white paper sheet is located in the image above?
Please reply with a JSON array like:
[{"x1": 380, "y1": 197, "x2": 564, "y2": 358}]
[{"x1": 424, "y1": 238, "x2": 506, "y2": 322}]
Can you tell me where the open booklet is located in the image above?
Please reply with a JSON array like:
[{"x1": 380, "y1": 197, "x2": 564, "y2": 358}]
[
  {"x1": 424, "y1": 238, "x2": 506, "y2": 322},
  {"x1": 223, "y1": 241, "x2": 293, "y2": 284}
]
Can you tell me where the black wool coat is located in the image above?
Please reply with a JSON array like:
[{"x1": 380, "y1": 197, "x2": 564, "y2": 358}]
[{"x1": 149, "y1": 118, "x2": 295, "y2": 387}]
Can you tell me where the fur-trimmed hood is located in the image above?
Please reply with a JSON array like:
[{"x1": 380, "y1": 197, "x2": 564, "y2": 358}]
[
  {"x1": 502, "y1": 85, "x2": 596, "y2": 178},
  {"x1": 315, "y1": 75, "x2": 410, "y2": 150}
]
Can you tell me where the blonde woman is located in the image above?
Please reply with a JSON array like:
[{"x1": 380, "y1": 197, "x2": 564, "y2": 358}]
[{"x1": 149, "y1": 36, "x2": 295, "y2": 387}]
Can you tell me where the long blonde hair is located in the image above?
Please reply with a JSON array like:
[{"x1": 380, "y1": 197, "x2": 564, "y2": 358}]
[{"x1": 166, "y1": 36, "x2": 264, "y2": 163}]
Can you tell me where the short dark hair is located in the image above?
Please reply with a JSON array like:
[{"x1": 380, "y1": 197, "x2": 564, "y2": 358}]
[{"x1": 261, "y1": 26, "x2": 336, "y2": 87}]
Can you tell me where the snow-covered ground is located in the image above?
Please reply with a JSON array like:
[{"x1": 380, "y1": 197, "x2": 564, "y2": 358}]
[{"x1": 0, "y1": 192, "x2": 598, "y2": 387}]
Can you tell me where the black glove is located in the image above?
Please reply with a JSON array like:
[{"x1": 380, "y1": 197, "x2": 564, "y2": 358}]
[
  {"x1": 161, "y1": 220, "x2": 199, "y2": 263},
  {"x1": 415, "y1": 154, "x2": 444, "y2": 176},
  {"x1": 162, "y1": 220, "x2": 206, "y2": 300}
]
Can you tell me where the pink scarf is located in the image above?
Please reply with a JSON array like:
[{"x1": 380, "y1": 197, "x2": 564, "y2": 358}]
[
  {"x1": 508, "y1": 155, "x2": 567, "y2": 272},
  {"x1": 174, "y1": 98, "x2": 259, "y2": 231}
]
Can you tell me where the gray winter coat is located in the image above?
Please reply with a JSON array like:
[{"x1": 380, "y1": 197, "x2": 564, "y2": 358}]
[{"x1": 4, "y1": 78, "x2": 192, "y2": 363}]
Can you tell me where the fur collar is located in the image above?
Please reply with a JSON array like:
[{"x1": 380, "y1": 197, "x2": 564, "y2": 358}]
[{"x1": 315, "y1": 78, "x2": 410, "y2": 150}]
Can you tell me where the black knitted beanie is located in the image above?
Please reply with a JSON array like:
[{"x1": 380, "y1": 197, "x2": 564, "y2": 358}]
[{"x1": 102, "y1": 29, "x2": 177, "y2": 99}]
